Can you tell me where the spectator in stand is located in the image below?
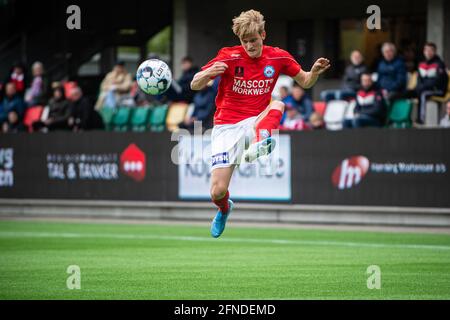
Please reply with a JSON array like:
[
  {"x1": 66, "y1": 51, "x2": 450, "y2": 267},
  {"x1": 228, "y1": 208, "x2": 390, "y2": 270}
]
[
  {"x1": 279, "y1": 86, "x2": 290, "y2": 101},
  {"x1": 321, "y1": 50, "x2": 367, "y2": 102},
  {"x1": 176, "y1": 56, "x2": 200, "y2": 103},
  {"x1": 0, "y1": 83, "x2": 27, "y2": 133},
  {"x1": 282, "y1": 84, "x2": 314, "y2": 122},
  {"x1": 309, "y1": 112, "x2": 325, "y2": 130},
  {"x1": 25, "y1": 61, "x2": 48, "y2": 106},
  {"x1": 180, "y1": 78, "x2": 218, "y2": 131},
  {"x1": 280, "y1": 104, "x2": 309, "y2": 131},
  {"x1": 439, "y1": 100, "x2": 450, "y2": 128},
  {"x1": 343, "y1": 72, "x2": 386, "y2": 128},
  {"x1": 69, "y1": 87, "x2": 104, "y2": 131},
  {"x1": 413, "y1": 42, "x2": 449, "y2": 124},
  {"x1": 2, "y1": 63, "x2": 27, "y2": 99},
  {"x1": 32, "y1": 86, "x2": 71, "y2": 132},
  {"x1": 376, "y1": 42, "x2": 407, "y2": 102},
  {"x1": 95, "y1": 60, "x2": 133, "y2": 110}
]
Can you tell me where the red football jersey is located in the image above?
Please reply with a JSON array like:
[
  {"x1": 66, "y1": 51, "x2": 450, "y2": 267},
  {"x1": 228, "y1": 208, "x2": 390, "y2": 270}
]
[{"x1": 201, "y1": 45, "x2": 302, "y2": 125}]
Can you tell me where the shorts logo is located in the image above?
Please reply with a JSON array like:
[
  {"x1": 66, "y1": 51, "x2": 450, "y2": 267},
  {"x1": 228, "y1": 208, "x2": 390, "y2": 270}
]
[
  {"x1": 212, "y1": 152, "x2": 229, "y2": 166},
  {"x1": 264, "y1": 65, "x2": 275, "y2": 78}
]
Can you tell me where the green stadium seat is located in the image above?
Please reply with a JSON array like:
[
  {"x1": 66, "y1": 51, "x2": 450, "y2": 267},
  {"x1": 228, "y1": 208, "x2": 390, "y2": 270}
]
[
  {"x1": 149, "y1": 104, "x2": 168, "y2": 132},
  {"x1": 388, "y1": 99, "x2": 412, "y2": 128},
  {"x1": 99, "y1": 108, "x2": 116, "y2": 131},
  {"x1": 130, "y1": 107, "x2": 151, "y2": 132},
  {"x1": 112, "y1": 107, "x2": 132, "y2": 131}
]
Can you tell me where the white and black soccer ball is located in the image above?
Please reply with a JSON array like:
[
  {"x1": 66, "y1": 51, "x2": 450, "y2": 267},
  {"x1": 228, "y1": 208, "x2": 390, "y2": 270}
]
[{"x1": 136, "y1": 59, "x2": 172, "y2": 95}]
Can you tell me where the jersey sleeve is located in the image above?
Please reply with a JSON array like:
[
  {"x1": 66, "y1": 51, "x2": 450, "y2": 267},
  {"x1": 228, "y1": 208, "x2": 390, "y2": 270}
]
[
  {"x1": 200, "y1": 48, "x2": 230, "y2": 79},
  {"x1": 201, "y1": 48, "x2": 229, "y2": 71},
  {"x1": 278, "y1": 50, "x2": 302, "y2": 77}
]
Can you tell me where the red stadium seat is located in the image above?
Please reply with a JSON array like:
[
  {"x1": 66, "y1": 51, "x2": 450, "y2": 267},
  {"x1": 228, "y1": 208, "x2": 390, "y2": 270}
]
[
  {"x1": 23, "y1": 105, "x2": 44, "y2": 132},
  {"x1": 63, "y1": 81, "x2": 78, "y2": 98},
  {"x1": 313, "y1": 101, "x2": 326, "y2": 116}
]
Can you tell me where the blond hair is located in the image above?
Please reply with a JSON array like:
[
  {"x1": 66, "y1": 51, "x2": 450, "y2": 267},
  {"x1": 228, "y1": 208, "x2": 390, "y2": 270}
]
[{"x1": 232, "y1": 10, "x2": 265, "y2": 39}]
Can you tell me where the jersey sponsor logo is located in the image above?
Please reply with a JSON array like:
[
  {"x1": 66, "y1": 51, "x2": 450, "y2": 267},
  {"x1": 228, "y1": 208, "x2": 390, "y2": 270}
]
[
  {"x1": 212, "y1": 152, "x2": 229, "y2": 166},
  {"x1": 331, "y1": 156, "x2": 370, "y2": 189},
  {"x1": 232, "y1": 78, "x2": 274, "y2": 95},
  {"x1": 263, "y1": 65, "x2": 275, "y2": 78}
]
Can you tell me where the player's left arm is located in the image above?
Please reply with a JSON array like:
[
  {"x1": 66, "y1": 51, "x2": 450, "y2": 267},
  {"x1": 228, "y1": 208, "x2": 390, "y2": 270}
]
[{"x1": 293, "y1": 58, "x2": 331, "y2": 89}]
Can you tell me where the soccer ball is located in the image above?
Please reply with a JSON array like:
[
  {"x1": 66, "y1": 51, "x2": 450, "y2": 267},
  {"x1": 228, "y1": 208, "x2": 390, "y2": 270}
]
[{"x1": 136, "y1": 59, "x2": 172, "y2": 95}]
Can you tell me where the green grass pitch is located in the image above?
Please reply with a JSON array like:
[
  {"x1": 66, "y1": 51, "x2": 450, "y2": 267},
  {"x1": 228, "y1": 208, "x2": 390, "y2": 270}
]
[{"x1": 1, "y1": 219, "x2": 450, "y2": 299}]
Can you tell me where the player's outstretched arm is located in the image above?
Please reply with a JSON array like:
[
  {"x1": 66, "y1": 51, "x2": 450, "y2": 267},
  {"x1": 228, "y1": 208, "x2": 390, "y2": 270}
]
[
  {"x1": 191, "y1": 62, "x2": 228, "y2": 91},
  {"x1": 293, "y1": 57, "x2": 330, "y2": 89}
]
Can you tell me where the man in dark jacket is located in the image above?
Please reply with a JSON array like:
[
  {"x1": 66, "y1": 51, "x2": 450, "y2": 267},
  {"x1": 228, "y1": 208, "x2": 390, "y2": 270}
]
[
  {"x1": 377, "y1": 42, "x2": 407, "y2": 101},
  {"x1": 0, "y1": 82, "x2": 27, "y2": 133},
  {"x1": 33, "y1": 86, "x2": 71, "y2": 131},
  {"x1": 177, "y1": 57, "x2": 200, "y2": 103},
  {"x1": 180, "y1": 78, "x2": 219, "y2": 131},
  {"x1": 344, "y1": 73, "x2": 386, "y2": 128},
  {"x1": 68, "y1": 87, "x2": 104, "y2": 131},
  {"x1": 414, "y1": 42, "x2": 449, "y2": 123},
  {"x1": 321, "y1": 50, "x2": 367, "y2": 102}
]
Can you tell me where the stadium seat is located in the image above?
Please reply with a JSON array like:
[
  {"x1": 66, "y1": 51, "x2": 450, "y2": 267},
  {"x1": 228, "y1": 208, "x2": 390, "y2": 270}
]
[
  {"x1": 149, "y1": 104, "x2": 168, "y2": 132},
  {"x1": 343, "y1": 100, "x2": 356, "y2": 121},
  {"x1": 63, "y1": 81, "x2": 78, "y2": 98},
  {"x1": 112, "y1": 107, "x2": 132, "y2": 131},
  {"x1": 430, "y1": 71, "x2": 450, "y2": 104},
  {"x1": 23, "y1": 105, "x2": 44, "y2": 132},
  {"x1": 424, "y1": 100, "x2": 440, "y2": 127},
  {"x1": 130, "y1": 107, "x2": 151, "y2": 132},
  {"x1": 323, "y1": 100, "x2": 348, "y2": 130},
  {"x1": 388, "y1": 99, "x2": 412, "y2": 128},
  {"x1": 99, "y1": 108, "x2": 116, "y2": 131},
  {"x1": 407, "y1": 71, "x2": 418, "y2": 91},
  {"x1": 313, "y1": 101, "x2": 326, "y2": 116},
  {"x1": 166, "y1": 102, "x2": 189, "y2": 132}
]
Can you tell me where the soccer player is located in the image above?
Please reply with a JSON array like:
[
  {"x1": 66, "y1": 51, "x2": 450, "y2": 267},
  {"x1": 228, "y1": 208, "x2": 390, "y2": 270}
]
[{"x1": 190, "y1": 10, "x2": 330, "y2": 238}]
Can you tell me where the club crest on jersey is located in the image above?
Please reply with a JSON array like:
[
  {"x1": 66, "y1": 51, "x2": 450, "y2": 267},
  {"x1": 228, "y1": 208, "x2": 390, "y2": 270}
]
[
  {"x1": 235, "y1": 66, "x2": 244, "y2": 78},
  {"x1": 264, "y1": 65, "x2": 275, "y2": 78}
]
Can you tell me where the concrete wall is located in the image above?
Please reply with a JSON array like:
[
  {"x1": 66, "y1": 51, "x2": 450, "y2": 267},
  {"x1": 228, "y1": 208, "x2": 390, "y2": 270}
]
[
  {"x1": 185, "y1": 0, "x2": 428, "y2": 67},
  {"x1": 444, "y1": 1, "x2": 450, "y2": 65},
  {"x1": 2, "y1": 199, "x2": 450, "y2": 227},
  {"x1": 427, "y1": 0, "x2": 444, "y2": 57}
]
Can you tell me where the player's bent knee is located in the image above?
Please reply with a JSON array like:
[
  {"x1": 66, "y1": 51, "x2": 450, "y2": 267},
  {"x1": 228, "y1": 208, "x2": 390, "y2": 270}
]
[{"x1": 210, "y1": 183, "x2": 228, "y2": 201}]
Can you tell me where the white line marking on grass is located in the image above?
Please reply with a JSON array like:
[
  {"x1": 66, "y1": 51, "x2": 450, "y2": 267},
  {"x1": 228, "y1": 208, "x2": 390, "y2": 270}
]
[{"x1": 0, "y1": 231, "x2": 450, "y2": 251}]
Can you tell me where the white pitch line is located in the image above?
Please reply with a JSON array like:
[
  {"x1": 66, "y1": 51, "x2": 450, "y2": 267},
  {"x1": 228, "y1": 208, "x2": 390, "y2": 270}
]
[{"x1": 0, "y1": 231, "x2": 450, "y2": 251}]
